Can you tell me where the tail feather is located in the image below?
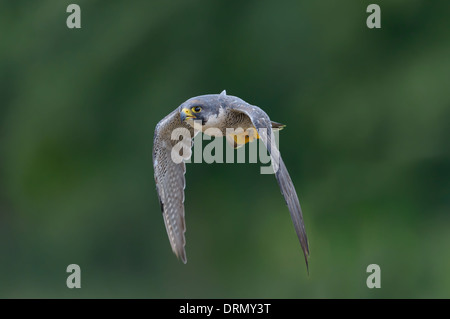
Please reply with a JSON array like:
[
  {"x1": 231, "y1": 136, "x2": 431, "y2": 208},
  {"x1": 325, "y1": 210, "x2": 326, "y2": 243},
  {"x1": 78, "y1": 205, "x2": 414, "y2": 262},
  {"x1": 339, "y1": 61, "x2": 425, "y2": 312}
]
[{"x1": 271, "y1": 121, "x2": 286, "y2": 131}]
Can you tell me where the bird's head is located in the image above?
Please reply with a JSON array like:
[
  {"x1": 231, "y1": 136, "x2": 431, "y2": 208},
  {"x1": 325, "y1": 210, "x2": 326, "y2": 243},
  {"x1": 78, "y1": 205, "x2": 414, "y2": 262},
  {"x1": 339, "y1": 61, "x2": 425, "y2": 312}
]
[{"x1": 179, "y1": 92, "x2": 227, "y2": 127}]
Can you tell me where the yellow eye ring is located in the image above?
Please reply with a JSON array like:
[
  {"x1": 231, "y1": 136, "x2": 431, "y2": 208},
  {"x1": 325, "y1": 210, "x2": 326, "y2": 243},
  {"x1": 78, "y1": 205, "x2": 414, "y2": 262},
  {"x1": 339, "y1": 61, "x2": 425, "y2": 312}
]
[{"x1": 192, "y1": 106, "x2": 202, "y2": 113}]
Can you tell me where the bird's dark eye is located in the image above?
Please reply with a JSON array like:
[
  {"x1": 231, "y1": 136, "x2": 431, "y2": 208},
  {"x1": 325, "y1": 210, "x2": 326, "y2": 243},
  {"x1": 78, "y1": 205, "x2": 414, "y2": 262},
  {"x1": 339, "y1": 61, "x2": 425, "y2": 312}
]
[{"x1": 192, "y1": 106, "x2": 202, "y2": 113}]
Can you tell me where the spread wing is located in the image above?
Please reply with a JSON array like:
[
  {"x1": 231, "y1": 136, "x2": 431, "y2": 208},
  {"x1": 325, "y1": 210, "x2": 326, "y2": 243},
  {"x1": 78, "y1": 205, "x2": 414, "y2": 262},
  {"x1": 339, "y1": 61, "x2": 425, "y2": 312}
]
[
  {"x1": 152, "y1": 109, "x2": 195, "y2": 263},
  {"x1": 230, "y1": 102, "x2": 310, "y2": 270}
]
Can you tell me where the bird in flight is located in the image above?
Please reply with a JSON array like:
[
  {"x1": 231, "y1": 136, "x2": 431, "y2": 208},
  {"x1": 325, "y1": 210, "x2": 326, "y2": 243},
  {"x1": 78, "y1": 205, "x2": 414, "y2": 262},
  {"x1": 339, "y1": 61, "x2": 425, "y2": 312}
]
[{"x1": 152, "y1": 90, "x2": 309, "y2": 270}]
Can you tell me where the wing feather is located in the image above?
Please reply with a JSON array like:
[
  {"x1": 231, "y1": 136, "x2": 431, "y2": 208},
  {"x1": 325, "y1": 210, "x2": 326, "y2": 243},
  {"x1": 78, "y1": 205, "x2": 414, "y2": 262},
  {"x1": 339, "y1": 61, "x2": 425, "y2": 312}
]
[
  {"x1": 153, "y1": 110, "x2": 194, "y2": 263},
  {"x1": 230, "y1": 103, "x2": 310, "y2": 270}
]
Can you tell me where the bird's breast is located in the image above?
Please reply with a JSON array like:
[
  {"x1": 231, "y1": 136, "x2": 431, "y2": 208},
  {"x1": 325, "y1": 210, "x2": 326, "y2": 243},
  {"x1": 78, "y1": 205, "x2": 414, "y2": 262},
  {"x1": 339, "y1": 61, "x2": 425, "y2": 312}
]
[{"x1": 201, "y1": 107, "x2": 227, "y2": 135}]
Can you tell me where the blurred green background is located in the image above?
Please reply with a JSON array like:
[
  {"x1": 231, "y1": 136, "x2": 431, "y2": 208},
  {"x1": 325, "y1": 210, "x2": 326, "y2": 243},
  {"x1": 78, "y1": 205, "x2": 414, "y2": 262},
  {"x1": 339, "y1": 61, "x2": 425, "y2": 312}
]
[{"x1": 1, "y1": 0, "x2": 449, "y2": 298}]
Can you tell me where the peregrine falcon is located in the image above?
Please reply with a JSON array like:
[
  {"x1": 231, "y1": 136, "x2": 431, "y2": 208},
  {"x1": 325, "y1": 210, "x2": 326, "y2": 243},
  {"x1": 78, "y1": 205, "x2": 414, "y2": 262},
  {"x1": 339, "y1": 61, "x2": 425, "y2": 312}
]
[{"x1": 152, "y1": 90, "x2": 309, "y2": 270}]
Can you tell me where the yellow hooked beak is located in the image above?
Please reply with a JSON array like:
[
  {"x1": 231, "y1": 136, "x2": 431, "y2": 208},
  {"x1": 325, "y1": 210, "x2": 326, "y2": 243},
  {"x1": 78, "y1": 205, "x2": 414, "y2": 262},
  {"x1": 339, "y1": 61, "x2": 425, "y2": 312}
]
[{"x1": 180, "y1": 108, "x2": 196, "y2": 122}]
